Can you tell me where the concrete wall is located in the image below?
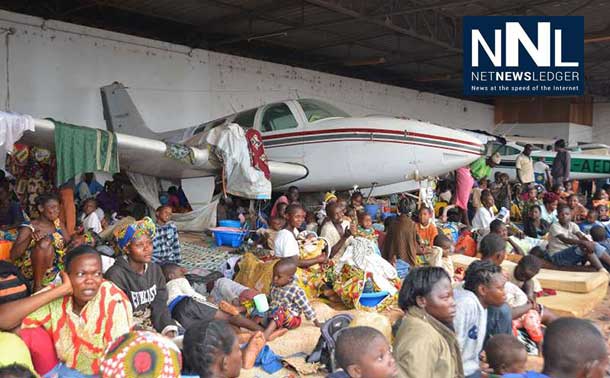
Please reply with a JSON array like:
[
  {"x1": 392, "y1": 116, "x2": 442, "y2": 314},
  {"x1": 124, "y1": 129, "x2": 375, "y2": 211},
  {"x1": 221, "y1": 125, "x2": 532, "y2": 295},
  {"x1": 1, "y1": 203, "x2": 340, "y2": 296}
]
[
  {"x1": 593, "y1": 102, "x2": 610, "y2": 145},
  {"x1": 0, "y1": 10, "x2": 493, "y2": 133}
]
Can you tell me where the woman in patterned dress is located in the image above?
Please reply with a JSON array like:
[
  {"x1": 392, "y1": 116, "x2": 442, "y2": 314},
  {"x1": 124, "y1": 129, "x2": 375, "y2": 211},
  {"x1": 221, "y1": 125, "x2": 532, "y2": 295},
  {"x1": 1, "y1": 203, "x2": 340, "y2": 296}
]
[{"x1": 10, "y1": 193, "x2": 75, "y2": 292}]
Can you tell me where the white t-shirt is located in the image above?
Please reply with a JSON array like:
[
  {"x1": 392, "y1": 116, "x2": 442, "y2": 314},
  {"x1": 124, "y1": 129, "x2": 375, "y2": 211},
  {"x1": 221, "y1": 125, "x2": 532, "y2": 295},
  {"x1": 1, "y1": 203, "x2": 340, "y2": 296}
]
[
  {"x1": 504, "y1": 281, "x2": 529, "y2": 308},
  {"x1": 472, "y1": 207, "x2": 494, "y2": 232},
  {"x1": 453, "y1": 289, "x2": 487, "y2": 376},
  {"x1": 547, "y1": 221, "x2": 582, "y2": 255},
  {"x1": 540, "y1": 205, "x2": 557, "y2": 225},
  {"x1": 81, "y1": 212, "x2": 102, "y2": 234},
  {"x1": 504, "y1": 264, "x2": 543, "y2": 294},
  {"x1": 274, "y1": 228, "x2": 300, "y2": 258},
  {"x1": 515, "y1": 154, "x2": 535, "y2": 184}
]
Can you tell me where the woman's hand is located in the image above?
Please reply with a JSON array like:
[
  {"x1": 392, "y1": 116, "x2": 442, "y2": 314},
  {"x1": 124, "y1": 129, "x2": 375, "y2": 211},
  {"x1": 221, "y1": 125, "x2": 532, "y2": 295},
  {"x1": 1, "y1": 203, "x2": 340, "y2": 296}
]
[
  {"x1": 58, "y1": 271, "x2": 73, "y2": 297},
  {"x1": 32, "y1": 229, "x2": 47, "y2": 242},
  {"x1": 316, "y1": 253, "x2": 328, "y2": 265}
]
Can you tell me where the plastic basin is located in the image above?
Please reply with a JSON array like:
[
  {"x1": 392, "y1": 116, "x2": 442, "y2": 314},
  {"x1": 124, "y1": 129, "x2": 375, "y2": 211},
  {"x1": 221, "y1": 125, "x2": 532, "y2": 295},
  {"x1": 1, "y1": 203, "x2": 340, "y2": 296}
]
[
  {"x1": 219, "y1": 220, "x2": 242, "y2": 228},
  {"x1": 359, "y1": 291, "x2": 389, "y2": 308},
  {"x1": 210, "y1": 227, "x2": 247, "y2": 248}
]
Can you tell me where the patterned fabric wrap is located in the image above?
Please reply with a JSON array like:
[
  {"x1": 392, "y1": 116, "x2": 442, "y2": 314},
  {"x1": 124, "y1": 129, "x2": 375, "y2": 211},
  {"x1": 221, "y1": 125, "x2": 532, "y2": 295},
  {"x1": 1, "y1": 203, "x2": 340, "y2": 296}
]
[
  {"x1": 295, "y1": 234, "x2": 330, "y2": 299},
  {"x1": 100, "y1": 331, "x2": 182, "y2": 378},
  {"x1": 22, "y1": 280, "x2": 133, "y2": 375},
  {"x1": 164, "y1": 143, "x2": 195, "y2": 165},
  {"x1": 332, "y1": 265, "x2": 399, "y2": 312},
  {"x1": 115, "y1": 217, "x2": 156, "y2": 252},
  {"x1": 14, "y1": 218, "x2": 66, "y2": 286},
  {"x1": 270, "y1": 306, "x2": 302, "y2": 329},
  {"x1": 354, "y1": 226, "x2": 378, "y2": 242}
]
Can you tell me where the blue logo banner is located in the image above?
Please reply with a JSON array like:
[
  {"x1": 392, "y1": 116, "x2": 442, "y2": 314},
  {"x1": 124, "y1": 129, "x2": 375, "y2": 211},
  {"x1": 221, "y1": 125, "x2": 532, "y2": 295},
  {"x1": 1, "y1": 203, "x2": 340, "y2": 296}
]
[{"x1": 463, "y1": 16, "x2": 584, "y2": 96}]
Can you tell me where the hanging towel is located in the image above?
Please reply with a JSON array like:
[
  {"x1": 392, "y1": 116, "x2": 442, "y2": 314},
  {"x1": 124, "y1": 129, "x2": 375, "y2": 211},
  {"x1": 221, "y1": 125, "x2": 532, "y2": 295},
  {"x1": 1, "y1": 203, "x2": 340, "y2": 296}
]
[
  {"x1": 206, "y1": 123, "x2": 271, "y2": 200},
  {"x1": 0, "y1": 112, "x2": 35, "y2": 170},
  {"x1": 53, "y1": 120, "x2": 119, "y2": 186}
]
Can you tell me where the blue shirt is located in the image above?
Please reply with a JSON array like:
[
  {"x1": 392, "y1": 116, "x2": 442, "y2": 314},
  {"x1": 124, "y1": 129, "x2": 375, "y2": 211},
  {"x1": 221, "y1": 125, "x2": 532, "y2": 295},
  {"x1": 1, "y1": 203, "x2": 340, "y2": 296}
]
[
  {"x1": 579, "y1": 220, "x2": 603, "y2": 234},
  {"x1": 152, "y1": 222, "x2": 181, "y2": 264},
  {"x1": 76, "y1": 180, "x2": 104, "y2": 202},
  {"x1": 503, "y1": 372, "x2": 550, "y2": 378}
]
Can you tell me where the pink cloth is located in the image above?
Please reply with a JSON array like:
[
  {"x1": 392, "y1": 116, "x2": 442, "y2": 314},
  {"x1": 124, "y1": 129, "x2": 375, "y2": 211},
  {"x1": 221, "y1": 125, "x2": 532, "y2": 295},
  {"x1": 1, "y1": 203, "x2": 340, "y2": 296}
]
[
  {"x1": 455, "y1": 167, "x2": 474, "y2": 210},
  {"x1": 270, "y1": 195, "x2": 289, "y2": 217},
  {"x1": 20, "y1": 326, "x2": 59, "y2": 376}
]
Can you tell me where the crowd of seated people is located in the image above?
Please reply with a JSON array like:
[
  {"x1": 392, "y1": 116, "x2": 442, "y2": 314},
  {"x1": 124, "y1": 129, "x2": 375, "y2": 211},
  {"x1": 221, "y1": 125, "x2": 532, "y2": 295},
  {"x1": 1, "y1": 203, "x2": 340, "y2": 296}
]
[{"x1": 0, "y1": 147, "x2": 609, "y2": 378}]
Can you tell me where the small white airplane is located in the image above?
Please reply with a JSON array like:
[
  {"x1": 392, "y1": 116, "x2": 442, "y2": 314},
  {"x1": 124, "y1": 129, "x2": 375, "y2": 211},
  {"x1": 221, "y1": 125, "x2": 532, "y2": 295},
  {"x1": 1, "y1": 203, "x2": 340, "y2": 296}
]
[{"x1": 18, "y1": 82, "x2": 488, "y2": 197}]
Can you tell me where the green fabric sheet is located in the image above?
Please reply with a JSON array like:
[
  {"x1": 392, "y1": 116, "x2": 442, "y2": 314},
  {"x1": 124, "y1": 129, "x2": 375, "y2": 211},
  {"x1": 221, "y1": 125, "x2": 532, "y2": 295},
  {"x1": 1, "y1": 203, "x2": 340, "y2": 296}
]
[{"x1": 53, "y1": 120, "x2": 119, "y2": 185}]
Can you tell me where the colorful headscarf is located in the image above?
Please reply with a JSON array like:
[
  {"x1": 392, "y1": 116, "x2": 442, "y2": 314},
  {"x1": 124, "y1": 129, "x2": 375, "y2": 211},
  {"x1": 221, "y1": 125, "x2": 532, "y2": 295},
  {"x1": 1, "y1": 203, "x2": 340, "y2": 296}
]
[
  {"x1": 100, "y1": 331, "x2": 182, "y2": 378},
  {"x1": 115, "y1": 217, "x2": 156, "y2": 252},
  {"x1": 324, "y1": 192, "x2": 337, "y2": 203}
]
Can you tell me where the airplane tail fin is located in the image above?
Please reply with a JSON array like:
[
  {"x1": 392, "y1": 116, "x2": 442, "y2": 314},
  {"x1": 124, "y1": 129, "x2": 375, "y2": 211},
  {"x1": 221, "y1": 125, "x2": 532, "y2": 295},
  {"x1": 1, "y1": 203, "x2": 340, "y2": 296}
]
[{"x1": 100, "y1": 82, "x2": 162, "y2": 139}]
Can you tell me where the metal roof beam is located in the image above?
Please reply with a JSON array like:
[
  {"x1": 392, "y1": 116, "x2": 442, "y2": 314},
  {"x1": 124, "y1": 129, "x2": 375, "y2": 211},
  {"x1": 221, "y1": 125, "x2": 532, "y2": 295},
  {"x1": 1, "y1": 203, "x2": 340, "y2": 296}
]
[{"x1": 303, "y1": 0, "x2": 463, "y2": 52}]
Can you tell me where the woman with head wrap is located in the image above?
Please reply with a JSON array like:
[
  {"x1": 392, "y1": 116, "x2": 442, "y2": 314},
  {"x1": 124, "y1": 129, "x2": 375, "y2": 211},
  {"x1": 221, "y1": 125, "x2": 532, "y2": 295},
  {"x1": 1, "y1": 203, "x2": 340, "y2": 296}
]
[
  {"x1": 100, "y1": 331, "x2": 182, "y2": 378},
  {"x1": 105, "y1": 217, "x2": 178, "y2": 337}
]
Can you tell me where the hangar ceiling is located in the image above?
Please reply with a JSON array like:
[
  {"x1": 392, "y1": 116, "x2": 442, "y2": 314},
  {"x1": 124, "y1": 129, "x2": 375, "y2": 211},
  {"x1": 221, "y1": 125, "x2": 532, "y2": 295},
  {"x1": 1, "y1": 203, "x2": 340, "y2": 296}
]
[{"x1": 1, "y1": 0, "x2": 609, "y2": 101}]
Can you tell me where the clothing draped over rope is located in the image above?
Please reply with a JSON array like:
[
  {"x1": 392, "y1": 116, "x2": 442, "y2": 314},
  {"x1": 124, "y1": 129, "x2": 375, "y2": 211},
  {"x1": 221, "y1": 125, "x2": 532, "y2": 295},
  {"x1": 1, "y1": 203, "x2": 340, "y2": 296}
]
[{"x1": 53, "y1": 120, "x2": 119, "y2": 186}]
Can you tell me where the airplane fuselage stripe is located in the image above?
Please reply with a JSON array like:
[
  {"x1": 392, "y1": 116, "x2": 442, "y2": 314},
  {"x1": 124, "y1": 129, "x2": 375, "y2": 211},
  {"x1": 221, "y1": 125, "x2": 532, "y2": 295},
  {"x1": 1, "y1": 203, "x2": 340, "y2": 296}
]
[
  {"x1": 262, "y1": 131, "x2": 483, "y2": 155},
  {"x1": 261, "y1": 127, "x2": 482, "y2": 147},
  {"x1": 263, "y1": 136, "x2": 483, "y2": 156}
]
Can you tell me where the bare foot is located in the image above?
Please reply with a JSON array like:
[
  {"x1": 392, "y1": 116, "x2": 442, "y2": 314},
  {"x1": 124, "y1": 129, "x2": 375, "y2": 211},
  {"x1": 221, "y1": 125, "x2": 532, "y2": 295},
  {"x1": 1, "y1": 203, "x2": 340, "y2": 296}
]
[
  {"x1": 242, "y1": 331, "x2": 266, "y2": 369},
  {"x1": 237, "y1": 332, "x2": 254, "y2": 344},
  {"x1": 267, "y1": 327, "x2": 288, "y2": 341},
  {"x1": 219, "y1": 300, "x2": 240, "y2": 316}
]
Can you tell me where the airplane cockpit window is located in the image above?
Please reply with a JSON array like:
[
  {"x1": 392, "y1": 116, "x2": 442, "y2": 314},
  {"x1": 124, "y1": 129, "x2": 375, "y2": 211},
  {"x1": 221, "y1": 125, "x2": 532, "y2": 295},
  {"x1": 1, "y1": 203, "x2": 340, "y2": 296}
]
[
  {"x1": 234, "y1": 109, "x2": 257, "y2": 128},
  {"x1": 297, "y1": 99, "x2": 350, "y2": 122},
  {"x1": 261, "y1": 103, "x2": 298, "y2": 132},
  {"x1": 495, "y1": 144, "x2": 521, "y2": 156}
]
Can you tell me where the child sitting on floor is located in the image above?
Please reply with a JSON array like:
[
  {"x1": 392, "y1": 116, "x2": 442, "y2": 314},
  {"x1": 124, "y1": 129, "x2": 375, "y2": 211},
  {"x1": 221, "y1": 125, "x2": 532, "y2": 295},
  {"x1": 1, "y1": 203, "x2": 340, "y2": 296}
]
[
  {"x1": 264, "y1": 259, "x2": 320, "y2": 339},
  {"x1": 80, "y1": 198, "x2": 103, "y2": 234},
  {"x1": 354, "y1": 212, "x2": 379, "y2": 247},
  {"x1": 416, "y1": 207, "x2": 438, "y2": 248},
  {"x1": 507, "y1": 255, "x2": 543, "y2": 303},
  {"x1": 257, "y1": 216, "x2": 285, "y2": 251},
  {"x1": 587, "y1": 226, "x2": 610, "y2": 272},
  {"x1": 485, "y1": 334, "x2": 527, "y2": 377},
  {"x1": 183, "y1": 319, "x2": 267, "y2": 374},
  {"x1": 579, "y1": 209, "x2": 602, "y2": 235},
  {"x1": 545, "y1": 205, "x2": 607, "y2": 271},
  {"x1": 519, "y1": 317, "x2": 609, "y2": 378},
  {"x1": 305, "y1": 211, "x2": 318, "y2": 233},
  {"x1": 433, "y1": 233, "x2": 455, "y2": 282},
  {"x1": 596, "y1": 204, "x2": 610, "y2": 237},
  {"x1": 152, "y1": 205, "x2": 181, "y2": 264},
  {"x1": 329, "y1": 326, "x2": 398, "y2": 378},
  {"x1": 472, "y1": 190, "x2": 496, "y2": 235},
  {"x1": 161, "y1": 264, "x2": 263, "y2": 332}
]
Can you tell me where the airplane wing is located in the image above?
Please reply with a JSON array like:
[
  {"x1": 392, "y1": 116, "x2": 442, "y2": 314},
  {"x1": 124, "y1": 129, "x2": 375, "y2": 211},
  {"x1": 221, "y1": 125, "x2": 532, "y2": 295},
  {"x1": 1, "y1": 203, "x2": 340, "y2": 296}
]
[{"x1": 18, "y1": 117, "x2": 308, "y2": 187}]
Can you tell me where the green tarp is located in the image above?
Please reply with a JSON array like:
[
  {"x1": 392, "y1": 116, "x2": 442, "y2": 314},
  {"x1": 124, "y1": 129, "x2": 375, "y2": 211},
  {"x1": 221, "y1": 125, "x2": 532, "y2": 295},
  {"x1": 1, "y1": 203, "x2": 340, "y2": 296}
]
[{"x1": 53, "y1": 120, "x2": 119, "y2": 186}]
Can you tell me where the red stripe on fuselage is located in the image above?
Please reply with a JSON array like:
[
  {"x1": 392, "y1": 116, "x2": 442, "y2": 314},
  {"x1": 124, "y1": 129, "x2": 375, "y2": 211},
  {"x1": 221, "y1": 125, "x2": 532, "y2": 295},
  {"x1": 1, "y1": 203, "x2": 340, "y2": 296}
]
[
  {"x1": 261, "y1": 127, "x2": 482, "y2": 147},
  {"x1": 265, "y1": 138, "x2": 483, "y2": 156}
]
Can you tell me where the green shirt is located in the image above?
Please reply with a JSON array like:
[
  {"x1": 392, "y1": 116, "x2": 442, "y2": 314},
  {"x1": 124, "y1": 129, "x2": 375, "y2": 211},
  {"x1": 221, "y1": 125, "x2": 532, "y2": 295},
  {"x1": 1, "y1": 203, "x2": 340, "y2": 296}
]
[{"x1": 470, "y1": 157, "x2": 492, "y2": 180}]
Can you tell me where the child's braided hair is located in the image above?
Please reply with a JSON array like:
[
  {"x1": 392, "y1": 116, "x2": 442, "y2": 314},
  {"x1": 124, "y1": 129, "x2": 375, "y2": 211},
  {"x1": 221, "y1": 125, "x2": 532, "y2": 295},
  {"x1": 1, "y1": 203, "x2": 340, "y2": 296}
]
[{"x1": 183, "y1": 320, "x2": 236, "y2": 378}]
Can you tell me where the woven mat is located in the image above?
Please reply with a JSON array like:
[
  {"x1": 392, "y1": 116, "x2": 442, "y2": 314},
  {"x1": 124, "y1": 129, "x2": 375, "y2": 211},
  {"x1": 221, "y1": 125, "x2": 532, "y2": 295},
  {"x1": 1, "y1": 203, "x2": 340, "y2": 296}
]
[{"x1": 180, "y1": 241, "x2": 232, "y2": 272}]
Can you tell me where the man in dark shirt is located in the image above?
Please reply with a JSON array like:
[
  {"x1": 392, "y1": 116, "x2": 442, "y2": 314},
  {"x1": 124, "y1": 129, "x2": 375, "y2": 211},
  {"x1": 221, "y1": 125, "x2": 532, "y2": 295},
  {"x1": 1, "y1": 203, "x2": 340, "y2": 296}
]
[{"x1": 551, "y1": 139, "x2": 570, "y2": 187}]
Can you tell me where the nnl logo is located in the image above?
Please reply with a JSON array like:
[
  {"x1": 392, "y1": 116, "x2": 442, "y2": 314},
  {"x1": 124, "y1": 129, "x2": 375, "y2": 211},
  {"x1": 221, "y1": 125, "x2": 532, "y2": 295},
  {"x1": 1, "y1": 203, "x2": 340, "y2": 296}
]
[
  {"x1": 472, "y1": 22, "x2": 577, "y2": 67},
  {"x1": 463, "y1": 16, "x2": 584, "y2": 96}
]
